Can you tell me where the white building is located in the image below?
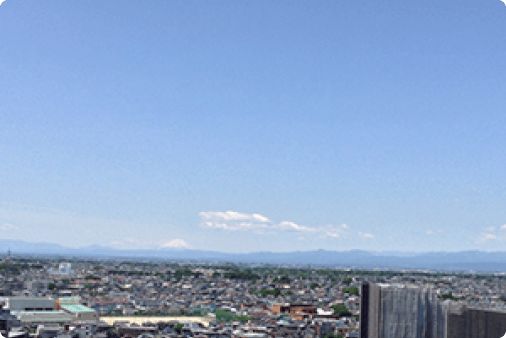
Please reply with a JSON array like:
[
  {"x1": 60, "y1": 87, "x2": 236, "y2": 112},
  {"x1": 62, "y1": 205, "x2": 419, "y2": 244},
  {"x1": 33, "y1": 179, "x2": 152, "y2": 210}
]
[{"x1": 58, "y1": 263, "x2": 73, "y2": 276}]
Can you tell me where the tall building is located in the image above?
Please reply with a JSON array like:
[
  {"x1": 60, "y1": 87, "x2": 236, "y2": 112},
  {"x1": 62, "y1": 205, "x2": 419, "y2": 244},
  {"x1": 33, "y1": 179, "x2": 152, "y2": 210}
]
[
  {"x1": 360, "y1": 283, "x2": 449, "y2": 338},
  {"x1": 1, "y1": 249, "x2": 12, "y2": 264},
  {"x1": 446, "y1": 306, "x2": 506, "y2": 338},
  {"x1": 360, "y1": 283, "x2": 506, "y2": 338}
]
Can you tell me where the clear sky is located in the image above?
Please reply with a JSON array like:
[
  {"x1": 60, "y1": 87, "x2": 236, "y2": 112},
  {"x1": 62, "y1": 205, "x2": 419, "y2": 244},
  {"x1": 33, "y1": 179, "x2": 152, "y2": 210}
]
[{"x1": 1, "y1": 0, "x2": 505, "y2": 253}]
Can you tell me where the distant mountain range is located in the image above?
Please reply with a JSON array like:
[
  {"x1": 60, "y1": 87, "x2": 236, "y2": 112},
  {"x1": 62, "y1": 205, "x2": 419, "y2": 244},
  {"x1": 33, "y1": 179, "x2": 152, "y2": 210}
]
[{"x1": 1, "y1": 239, "x2": 506, "y2": 272}]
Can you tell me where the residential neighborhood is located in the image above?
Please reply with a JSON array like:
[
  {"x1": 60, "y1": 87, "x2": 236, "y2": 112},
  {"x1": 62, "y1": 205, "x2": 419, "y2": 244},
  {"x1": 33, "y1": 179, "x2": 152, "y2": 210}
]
[{"x1": 1, "y1": 255, "x2": 506, "y2": 338}]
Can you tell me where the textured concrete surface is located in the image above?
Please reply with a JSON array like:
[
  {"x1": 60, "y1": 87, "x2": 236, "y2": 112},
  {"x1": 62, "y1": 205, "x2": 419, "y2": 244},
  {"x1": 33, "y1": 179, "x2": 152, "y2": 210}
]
[
  {"x1": 360, "y1": 283, "x2": 448, "y2": 338},
  {"x1": 447, "y1": 307, "x2": 506, "y2": 338}
]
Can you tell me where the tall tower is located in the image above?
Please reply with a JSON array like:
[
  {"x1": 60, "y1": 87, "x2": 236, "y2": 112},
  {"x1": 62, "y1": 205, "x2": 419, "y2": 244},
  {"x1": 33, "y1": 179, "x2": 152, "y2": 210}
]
[{"x1": 360, "y1": 283, "x2": 449, "y2": 338}]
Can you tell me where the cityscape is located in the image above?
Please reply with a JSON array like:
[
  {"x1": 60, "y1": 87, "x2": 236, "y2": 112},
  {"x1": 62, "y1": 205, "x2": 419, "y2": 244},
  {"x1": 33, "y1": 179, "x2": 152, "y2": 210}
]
[
  {"x1": 1, "y1": 1, "x2": 506, "y2": 338},
  {"x1": 0, "y1": 254, "x2": 506, "y2": 338}
]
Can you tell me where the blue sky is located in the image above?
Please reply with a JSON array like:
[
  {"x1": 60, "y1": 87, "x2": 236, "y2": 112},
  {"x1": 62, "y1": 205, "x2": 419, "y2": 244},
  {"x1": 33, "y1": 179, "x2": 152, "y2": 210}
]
[{"x1": 0, "y1": 0, "x2": 505, "y2": 253}]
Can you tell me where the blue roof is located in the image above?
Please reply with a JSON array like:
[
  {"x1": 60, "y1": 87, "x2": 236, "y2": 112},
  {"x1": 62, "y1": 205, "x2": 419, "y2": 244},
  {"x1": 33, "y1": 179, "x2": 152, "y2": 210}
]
[{"x1": 61, "y1": 304, "x2": 96, "y2": 313}]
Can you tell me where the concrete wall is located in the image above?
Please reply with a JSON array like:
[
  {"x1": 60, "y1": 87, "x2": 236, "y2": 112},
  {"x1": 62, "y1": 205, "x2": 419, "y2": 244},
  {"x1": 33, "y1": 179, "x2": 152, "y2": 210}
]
[
  {"x1": 361, "y1": 283, "x2": 506, "y2": 338},
  {"x1": 447, "y1": 307, "x2": 506, "y2": 338},
  {"x1": 360, "y1": 283, "x2": 448, "y2": 338},
  {"x1": 360, "y1": 283, "x2": 383, "y2": 338},
  {"x1": 369, "y1": 283, "x2": 381, "y2": 338}
]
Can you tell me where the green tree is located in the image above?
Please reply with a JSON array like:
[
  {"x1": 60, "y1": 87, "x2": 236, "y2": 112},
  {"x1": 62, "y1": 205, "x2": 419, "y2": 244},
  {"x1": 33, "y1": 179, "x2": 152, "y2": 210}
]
[
  {"x1": 174, "y1": 268, "x2": 193, "y2": 279},
  {"x1": 324, "y1": 334, "x2": 344, "y2": 338},
  {"x1": 342, "y1": 277, "x2": 352, "y2": 285},
  {"x1": 215, "y1": 309, "x2": 236, "y2": 322},
  {"x1": 277, "y1": 275, "x2": 290, "y2": 284},
  {"x1": 106, "y1": 328, "x2": 120, "y2": 338},
  {"x1": 331, "y1": 304, "x2": 352, "y2": 318},
  {"x1": 236, "y1": 315, "x2": 252, "y2": 323},
  {"x1": 343, "y1": 286, "x2": 359, "y2": 296},
  {"x1": 252, "y1": 288, "x2": 281, "y2": 297},
  {"x1": 438, "y1": 291, "x2": 457, "y2": 301},
  {"x1": 85, "y1": 275, "x2": 100, "y2": 280},
  {"x1": 173, "y1": 323, "x2": 183, "y2": 333}
]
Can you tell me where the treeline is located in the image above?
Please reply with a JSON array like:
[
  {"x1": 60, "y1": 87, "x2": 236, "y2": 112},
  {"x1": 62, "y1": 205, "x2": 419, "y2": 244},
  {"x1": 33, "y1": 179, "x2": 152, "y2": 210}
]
[
  {"x1": 251, "y1": 288, "x2": 293, "y2": 297},
  {"x1": 108, "y1": 270, "x2": 151, "y2": 276},
  {"x1": 342, "y1": 286, "x2": 359, "y2": 296},
  {"x1": 223, "y1": 268, "x2": 260, "y2": 281},
  {"x1": 0, "y1": 263, "x2": 31, "y2": 275},
  {"x1": 215, "y1": 309, "x2": 251, "y2": 323}
]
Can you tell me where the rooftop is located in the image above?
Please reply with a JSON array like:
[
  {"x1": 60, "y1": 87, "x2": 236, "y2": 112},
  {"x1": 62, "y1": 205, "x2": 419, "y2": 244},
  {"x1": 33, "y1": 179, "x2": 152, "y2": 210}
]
[
  {"x1": 12, "y1": 311, "x2": 74, "y2": 323},
  {"x1": 61, "y1": 305, "x2": 96, "y2": 313}
]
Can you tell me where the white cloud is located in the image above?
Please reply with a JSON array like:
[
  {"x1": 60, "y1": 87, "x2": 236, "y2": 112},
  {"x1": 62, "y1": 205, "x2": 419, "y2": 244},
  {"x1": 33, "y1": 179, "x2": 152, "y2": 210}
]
[
  {"x1": 319, "y1": 224, "x2": 349, "y2": 238},
  {"x1": 475, "y1": 224, "x2": 506, "y2": 244},
  {"x1": 199, "y1": 211, "x2": 349, "y2": 238},
  {"x1": 358, "y1": 232, "x2": 374, "y2": 239},
  {"x1": 277, "y1": 221, "x2": 311, "y2": 232},
  {"x1": 200, "y1": 211, "x2": 271, "y2": 223},
  {"x1": 0, "y1": 1, "x2": 6, "y2": 7},
  {"x1": 478, "y1": 233, "x2": 497, "y2": 243},
  {"x1": 200, "y1": 211, "x2": 272, "y2": 231},
  {"x1": 161, "y1": 239, "x2": 192, "y2": 249},
  {"x1": 426, "y1": 229, "x2": 444, "y2": 236},
  {"x1": 475, "y1": 225, "x2": 506, "y2": 244},
  {"x1": 276, "y1": 222, "x2": 347, "y2": 238},
  {"x1": 0, "y1": 223, "x2": 19, "y2": 231}
]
